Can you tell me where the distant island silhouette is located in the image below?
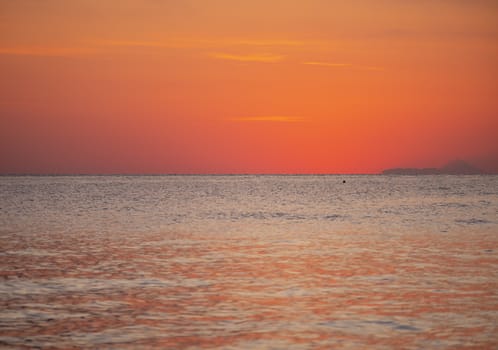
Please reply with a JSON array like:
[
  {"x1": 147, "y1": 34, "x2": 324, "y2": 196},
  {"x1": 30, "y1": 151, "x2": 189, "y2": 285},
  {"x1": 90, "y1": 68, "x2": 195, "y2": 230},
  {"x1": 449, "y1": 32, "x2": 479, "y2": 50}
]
[{"x1": 382, "y1": 160, "x2": 482, "y2": 175}]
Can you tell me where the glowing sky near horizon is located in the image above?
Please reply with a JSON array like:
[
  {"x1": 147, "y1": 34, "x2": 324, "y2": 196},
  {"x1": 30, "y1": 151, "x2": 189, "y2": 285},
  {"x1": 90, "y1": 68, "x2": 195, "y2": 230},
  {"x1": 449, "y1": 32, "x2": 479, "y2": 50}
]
[{"x1": 1, "y1": 0, "x2": 497, "y2": 174}]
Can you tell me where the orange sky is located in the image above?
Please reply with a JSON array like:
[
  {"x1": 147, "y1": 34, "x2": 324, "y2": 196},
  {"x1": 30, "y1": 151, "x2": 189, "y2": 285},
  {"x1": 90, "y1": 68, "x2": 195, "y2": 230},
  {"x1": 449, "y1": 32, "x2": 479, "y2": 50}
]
[{"x1": 1, "y1": 0, "x2": 497, "y2": 174}]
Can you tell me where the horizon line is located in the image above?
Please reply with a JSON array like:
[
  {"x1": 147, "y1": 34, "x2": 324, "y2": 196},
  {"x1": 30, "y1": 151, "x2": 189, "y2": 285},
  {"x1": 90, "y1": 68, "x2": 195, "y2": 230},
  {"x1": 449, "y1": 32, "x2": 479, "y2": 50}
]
[
  {"x1": 0, "y1": 173, "x2": 379, "y2": 176},
  {"x1": 1, "y1": 173, "x2": 495, "y2": 177}
]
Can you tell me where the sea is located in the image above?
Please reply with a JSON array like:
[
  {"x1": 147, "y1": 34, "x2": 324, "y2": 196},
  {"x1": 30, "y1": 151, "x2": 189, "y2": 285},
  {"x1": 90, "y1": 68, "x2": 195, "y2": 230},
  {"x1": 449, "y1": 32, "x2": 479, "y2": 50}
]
[{"x1": 0, "y1": 175, "x2": 497, "y2": 349}]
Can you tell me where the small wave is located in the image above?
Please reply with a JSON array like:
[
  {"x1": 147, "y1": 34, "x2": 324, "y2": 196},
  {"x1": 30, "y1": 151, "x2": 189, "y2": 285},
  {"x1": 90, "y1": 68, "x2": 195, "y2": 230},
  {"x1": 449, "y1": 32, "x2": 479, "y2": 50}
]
[
  {"x1": 236, "y1": 211, "x2": 307, "y2": 221},
  {"x1": 436, "y1": 202, "x2": 470, "y2": 209},
  {"x1": 317, "y1": 319, "x2": 421, "y2": 333},
  {"x1": 324, "y1": 214, "x2": 343, "y2": 221},
  {"x1": 455, "y1": 218, "x2": 491, "y2": 225},
  {"x1": 366, "y1": 320, "x2": 420, "y2": 332}
]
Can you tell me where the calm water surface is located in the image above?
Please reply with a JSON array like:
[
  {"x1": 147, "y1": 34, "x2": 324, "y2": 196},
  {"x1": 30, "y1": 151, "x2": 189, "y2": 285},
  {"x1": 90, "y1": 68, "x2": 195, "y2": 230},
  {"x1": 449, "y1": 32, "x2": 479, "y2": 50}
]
[{"x1": 1, "y1": 175, "x2": 497, "y2": 349}]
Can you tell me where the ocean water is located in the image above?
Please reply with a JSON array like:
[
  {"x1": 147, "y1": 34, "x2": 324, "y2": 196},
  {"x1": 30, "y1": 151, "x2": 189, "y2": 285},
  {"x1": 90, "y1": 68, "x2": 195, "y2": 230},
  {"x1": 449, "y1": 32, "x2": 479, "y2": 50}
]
[{"x1": 0, "y1": 175, "x2": 497, "y2": 349}]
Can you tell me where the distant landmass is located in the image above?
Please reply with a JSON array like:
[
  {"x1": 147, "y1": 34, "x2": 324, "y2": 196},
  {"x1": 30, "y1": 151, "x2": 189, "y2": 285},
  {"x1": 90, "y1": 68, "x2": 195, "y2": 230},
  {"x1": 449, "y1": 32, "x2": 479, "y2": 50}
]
[{"x1": 382, "y1": 160, "x2": 483, "y2": 175}]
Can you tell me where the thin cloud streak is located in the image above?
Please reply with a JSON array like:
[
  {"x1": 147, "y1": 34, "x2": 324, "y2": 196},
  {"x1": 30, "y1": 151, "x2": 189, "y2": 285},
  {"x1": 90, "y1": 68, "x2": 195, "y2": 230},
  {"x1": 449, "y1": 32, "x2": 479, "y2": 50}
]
[{"x1": 210, "y1": 52, "x2": 284, "y2": 63}]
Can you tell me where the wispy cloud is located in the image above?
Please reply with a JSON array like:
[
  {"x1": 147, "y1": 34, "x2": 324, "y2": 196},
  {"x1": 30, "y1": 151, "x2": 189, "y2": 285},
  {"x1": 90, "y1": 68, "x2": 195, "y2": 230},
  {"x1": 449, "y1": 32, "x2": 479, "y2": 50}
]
[
  {"x1": 210, "y1": 52, "x2": 284, "y2": 63},
  {"x1": 0, "y1": 46, "x2": 97, "y2": 56},
  {"x1": 230, "y1": 116, "x2": 304, "y2": 122}
]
